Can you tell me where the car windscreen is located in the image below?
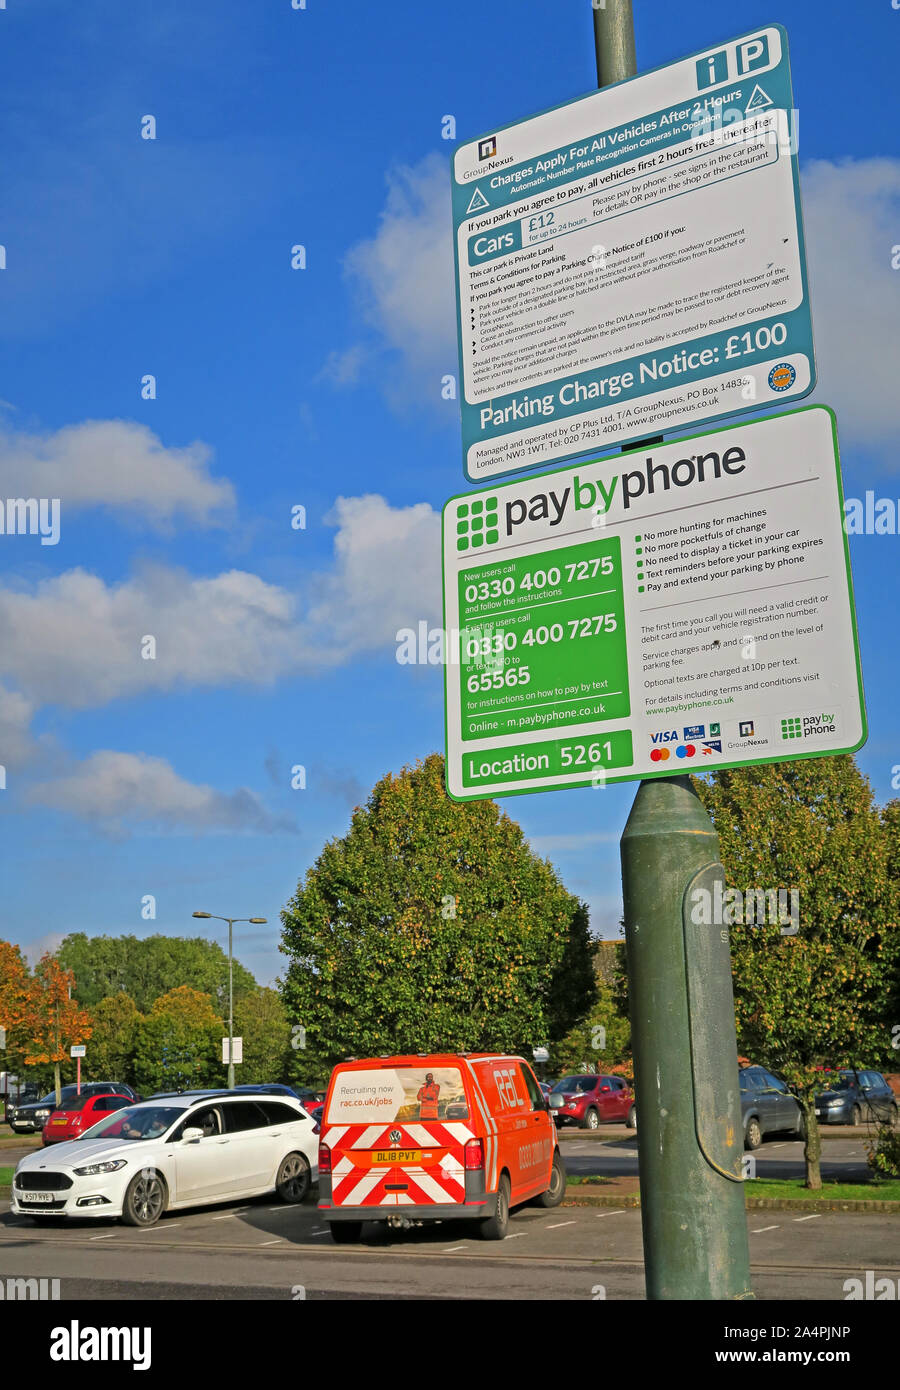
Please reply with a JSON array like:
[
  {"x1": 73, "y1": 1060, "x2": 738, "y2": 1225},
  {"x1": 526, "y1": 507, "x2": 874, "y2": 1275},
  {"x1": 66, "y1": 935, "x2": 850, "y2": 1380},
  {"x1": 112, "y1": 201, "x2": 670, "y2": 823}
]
[
  {"x1": 77, "y1": 1105, "x2": 184, "y2": 1141},
  {"x1": 58, "y1": 1093, "x2": 99, "y2": 1112},
  {"x1": 35, "y1": 1087, "x2": 77, "y2": 1107},
  {"x1": 325, "y1": 1066, "x2": 469, "y2": 1125},
  {"x1": 551, "y1": 1076, "x2": 595, "y2": 1093}
]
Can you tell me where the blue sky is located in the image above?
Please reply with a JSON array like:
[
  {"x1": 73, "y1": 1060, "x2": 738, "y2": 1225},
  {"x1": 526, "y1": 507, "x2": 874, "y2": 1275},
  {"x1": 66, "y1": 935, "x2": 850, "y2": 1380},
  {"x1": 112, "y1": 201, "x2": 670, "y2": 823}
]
[{"x1": 1, "y1": 0, "x2": 898, "y2": 988}]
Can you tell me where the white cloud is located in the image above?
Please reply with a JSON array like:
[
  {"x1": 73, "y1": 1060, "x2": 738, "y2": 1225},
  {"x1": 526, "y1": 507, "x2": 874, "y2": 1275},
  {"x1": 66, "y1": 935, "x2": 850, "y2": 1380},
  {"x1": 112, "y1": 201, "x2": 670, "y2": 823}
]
[
  {"x1": 0, "y1": 420, "x2": 234, "y2": 526},
  {"x1": 0, "y1": 564, "x2": 298, "y2": 708},
  {"x1": 22, "y1": 932, "x2": 67, "y2": 966},
  {"x1": 316, "y1": 345, "x2": 369, "y2": 388},
  {"x1": 802, "y1": 157, "x2": 900, "y2": 461},
  {"x1": 0, "y1": 684, "x2": 37, "y2": 768},
  {"x1": 0, "y1": 495, "x2": 442, "y2": 798},
  {"x1": 307, "y1": 494, "x2": 441, "y2": 659},
  {"x1": 331, "y1": 155, "x2": 456, "y2": 410},
  {"x1": 0, "y1": 495, "x2": 441, "y2": 714},
  {"x1": 26, "y1": 751, "x2": 294, "y2": 835}
]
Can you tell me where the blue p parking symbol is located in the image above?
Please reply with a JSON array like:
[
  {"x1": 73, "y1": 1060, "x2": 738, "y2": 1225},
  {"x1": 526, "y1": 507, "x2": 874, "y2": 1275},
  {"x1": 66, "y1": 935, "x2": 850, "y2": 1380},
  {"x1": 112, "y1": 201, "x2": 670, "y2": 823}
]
[{"x1": 736, "y1": 35, "x2": 769, "y2": 75}]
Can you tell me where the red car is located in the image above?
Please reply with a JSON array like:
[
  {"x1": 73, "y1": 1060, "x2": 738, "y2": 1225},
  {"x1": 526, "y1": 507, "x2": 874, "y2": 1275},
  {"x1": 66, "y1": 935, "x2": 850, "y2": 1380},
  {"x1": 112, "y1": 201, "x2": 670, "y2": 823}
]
[
  {"x1": 41, "y1": 1092, "x2": 134, "y2": 1145},
  {"x1": 548, "y1": 1074, "x2": 635, "y2": 1129}
]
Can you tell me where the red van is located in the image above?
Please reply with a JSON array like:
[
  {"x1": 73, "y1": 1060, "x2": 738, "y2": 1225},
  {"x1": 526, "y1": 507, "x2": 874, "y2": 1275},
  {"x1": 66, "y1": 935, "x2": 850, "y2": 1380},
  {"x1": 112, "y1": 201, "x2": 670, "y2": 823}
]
[{"x1": 318, "y1": 1053, "x2": 565, "y2": 1242}]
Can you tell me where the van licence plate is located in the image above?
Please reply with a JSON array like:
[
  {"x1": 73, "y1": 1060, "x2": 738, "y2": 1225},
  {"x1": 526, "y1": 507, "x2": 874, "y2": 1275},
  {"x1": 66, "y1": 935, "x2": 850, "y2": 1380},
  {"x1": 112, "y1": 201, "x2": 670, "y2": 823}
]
[{"x1": 372, "y1": 1149, "x2": 421, "y2": 1164}]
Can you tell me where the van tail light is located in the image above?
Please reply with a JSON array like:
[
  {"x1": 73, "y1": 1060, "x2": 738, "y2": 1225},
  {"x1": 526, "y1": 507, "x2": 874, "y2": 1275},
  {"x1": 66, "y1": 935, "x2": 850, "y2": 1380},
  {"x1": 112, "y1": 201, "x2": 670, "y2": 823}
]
[
  {"x1": 318, "y1": 1142, "x2": 332, "y2": 1173},
  {"x1": 464, "y1": 1138, "x2": 485, "y2": 1171}
]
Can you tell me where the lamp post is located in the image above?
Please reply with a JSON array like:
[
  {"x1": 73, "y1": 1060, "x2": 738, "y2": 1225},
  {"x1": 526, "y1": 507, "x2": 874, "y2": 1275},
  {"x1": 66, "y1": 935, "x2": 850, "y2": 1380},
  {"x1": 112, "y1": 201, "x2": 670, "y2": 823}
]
[{"x1": 192, "y1": 911, "x2": 267, "y2": 1088}]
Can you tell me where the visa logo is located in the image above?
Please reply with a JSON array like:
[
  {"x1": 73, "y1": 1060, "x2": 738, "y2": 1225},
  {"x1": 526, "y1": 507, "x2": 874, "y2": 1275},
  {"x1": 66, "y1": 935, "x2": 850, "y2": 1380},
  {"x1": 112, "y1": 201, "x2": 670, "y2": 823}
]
[
  {"x1": 651, "y1": 730, "x2": 679, "y2": 743},
  {"x1": 684, "y1": 725, "x2": 705, "y2": 739}
]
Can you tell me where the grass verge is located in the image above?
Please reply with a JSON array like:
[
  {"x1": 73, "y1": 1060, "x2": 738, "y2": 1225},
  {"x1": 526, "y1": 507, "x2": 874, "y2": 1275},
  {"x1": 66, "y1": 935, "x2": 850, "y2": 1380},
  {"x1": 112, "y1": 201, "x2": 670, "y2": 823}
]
[{"x1": 745, "y1": 1178, "x2": 900, "y2": 1202}]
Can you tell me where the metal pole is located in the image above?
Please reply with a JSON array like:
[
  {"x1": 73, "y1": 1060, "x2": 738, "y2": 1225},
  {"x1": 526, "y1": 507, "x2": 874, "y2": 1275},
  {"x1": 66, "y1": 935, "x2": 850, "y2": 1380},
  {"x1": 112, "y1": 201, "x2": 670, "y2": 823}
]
[
  {"x1": 593, "y1": 0, "x2": 753, "y2": 1299},
  {"x1": 227, "y1": 919, "x2": 234, "y2": 1090},
  {"x1": 592, "y1": 0, "x2": 636, "y2": 87}
]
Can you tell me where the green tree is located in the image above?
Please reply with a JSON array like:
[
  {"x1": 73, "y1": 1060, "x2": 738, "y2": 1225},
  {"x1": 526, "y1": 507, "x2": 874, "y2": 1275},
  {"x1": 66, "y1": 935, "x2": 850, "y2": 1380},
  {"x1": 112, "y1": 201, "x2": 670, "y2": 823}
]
[
  {"x1": 86, "y1": 994, "x2": 141, "y2": 1087},
  {"x1": 58, "y1": 933, "x2": 257, "y2": 1013},
  {"x1": 280, "y1": 753, "x2": 595, "y2": 1074},
  {"x1": 132, "y1": 987, "x2": 223, "y2": 1094},
  {"x1": 696, "y1": 757, "x2": 897, "y2": 1189},
  {"x1": 552, "y1": 942, "x2": 631, "y2": 1076},
  {"x1": 233, "y1": 987, "x2": 292, "y2": 1084}
]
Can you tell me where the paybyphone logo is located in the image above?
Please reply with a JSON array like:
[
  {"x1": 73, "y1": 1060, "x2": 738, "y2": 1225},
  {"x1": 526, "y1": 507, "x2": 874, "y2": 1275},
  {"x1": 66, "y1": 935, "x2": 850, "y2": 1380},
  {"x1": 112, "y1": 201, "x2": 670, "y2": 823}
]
[
  {"x1": 455, "y1": 495, "x2": 499, "y2": 551},
  {"x1": 696, "y1": 33, "x2": 770, "y2": 89}
]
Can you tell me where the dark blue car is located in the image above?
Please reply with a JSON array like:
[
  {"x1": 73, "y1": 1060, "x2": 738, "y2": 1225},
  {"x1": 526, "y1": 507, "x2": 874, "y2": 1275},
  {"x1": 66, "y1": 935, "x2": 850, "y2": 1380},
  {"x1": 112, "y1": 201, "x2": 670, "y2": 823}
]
[{"x1": 814, "y1": 1070, "x2": 898, "y2": 1126}]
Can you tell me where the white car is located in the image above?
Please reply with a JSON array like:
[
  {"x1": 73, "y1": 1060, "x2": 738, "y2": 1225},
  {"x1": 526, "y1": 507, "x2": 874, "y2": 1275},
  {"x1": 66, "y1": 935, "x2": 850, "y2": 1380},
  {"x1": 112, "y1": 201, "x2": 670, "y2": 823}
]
[{"x1": 11, "y1": 1089, "x2": 319, "y2": 1227}]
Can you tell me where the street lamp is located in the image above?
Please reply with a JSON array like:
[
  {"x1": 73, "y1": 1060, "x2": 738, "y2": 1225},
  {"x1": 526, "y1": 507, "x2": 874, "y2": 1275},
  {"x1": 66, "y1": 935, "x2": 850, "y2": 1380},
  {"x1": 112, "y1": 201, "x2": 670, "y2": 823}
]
[{"x1": 192, "y1": 911, "x2": 268, "y2": 1088}]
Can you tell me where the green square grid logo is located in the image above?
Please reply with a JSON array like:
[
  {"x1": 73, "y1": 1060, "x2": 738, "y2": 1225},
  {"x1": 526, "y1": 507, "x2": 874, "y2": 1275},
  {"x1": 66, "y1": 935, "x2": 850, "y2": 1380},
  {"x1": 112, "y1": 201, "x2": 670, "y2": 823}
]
[
  {"x1": 781, "y1": 717, "x2": 802, "y2": 740},
  {"x1": 456, "y1": 495, "x2": 499, "y2": 551}
]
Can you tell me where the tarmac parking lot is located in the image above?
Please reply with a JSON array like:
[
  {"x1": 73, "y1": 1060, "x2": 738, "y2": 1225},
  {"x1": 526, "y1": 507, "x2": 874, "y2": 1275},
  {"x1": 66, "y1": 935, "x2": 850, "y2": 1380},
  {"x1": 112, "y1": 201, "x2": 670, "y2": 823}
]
[
  {"x1": 2, "y1": 1183, "x2": 898, "y2": 1301},
  {"x1": 2, "y1": 1125, "x2": 896, "y2": 1301}
]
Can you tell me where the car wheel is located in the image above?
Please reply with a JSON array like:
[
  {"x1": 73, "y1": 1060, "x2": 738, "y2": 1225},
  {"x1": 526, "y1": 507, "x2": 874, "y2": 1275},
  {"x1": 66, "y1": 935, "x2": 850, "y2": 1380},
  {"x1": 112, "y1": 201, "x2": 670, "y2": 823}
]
[
  {"x1": 536, "y1": 1152, "x2": 566, "y2": 1209},
  {"x1": 851, "y1": 1105, "x2": 862, "y2": 1127},
  {"x1": 479, "y1": 1174, "x2": 511, "y2": 1240},
  {"x1": 582, "y1": 1108, "x2": 600, "y2": 1131},
  {"x1": 275, "y1": 1152, "x2": 311, "y2": 1204},
  {"x1": 627, "y1": 1105, "x2": 637, "y2": 1131},
  {"x1": 329, "y1": 1221, "x2": 363, "y2": 1244},
  {"x1": 744, "y1": 1117, "x2": 762, "y2": 1151},
  {"x1": 121, "y1": 1170, "x2": 167, "y2": 1228}
]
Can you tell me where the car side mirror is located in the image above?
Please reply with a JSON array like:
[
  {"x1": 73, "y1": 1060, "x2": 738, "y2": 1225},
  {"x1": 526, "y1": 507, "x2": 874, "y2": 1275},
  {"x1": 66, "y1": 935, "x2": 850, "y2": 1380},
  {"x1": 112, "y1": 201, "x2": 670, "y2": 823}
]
[{"x1": 181, "y1": 1127, "x2": 204, "y2": 1143}]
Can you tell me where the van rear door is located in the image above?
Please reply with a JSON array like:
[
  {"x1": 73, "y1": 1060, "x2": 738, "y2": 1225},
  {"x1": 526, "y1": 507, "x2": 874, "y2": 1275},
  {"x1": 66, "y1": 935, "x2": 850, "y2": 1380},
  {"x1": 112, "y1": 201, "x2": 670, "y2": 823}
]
[{"x1": 321, "y1": 1064, "x2": 476, "y2": 1210}]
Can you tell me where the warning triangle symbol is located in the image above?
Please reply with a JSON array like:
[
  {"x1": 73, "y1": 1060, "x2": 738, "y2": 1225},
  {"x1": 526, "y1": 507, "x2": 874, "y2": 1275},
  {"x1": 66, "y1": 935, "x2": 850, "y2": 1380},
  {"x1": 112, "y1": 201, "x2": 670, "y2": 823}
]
[
  {"x1": 745, "y1": 83, "x2": 773, "y2": 113},
  {"x1": 466, "y1": 186, "x2": 490, "y2": 214}
]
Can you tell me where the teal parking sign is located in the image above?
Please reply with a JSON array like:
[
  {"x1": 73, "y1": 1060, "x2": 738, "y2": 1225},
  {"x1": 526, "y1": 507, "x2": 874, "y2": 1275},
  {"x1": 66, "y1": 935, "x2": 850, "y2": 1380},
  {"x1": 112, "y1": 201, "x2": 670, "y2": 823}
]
[{"x1": 451, "y1": 25, "x2": 814, "y2": 482}]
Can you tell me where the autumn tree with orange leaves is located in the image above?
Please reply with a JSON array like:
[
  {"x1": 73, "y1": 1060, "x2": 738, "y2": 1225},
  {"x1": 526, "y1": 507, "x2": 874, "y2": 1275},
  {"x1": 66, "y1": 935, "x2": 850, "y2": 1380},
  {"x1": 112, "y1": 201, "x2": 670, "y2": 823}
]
[
  {"x1": 22, "y1": 955, "x2": 93, "y2": 1106},
  {"x1": 0, "y1": 941, "x2": 31, "y2": 1090}
]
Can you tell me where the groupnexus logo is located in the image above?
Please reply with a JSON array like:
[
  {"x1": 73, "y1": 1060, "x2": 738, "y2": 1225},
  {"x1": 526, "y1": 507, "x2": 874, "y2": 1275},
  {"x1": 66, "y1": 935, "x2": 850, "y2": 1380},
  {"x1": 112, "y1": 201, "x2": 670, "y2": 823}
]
[{"x1": 455, "y1": 495, "x2": 499, "y2": 551}]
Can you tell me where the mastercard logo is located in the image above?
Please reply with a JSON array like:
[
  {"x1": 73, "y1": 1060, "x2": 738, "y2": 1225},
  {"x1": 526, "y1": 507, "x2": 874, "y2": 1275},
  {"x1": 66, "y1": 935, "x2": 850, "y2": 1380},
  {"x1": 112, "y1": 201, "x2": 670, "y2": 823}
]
[
  {"x1": 676, "y1": 744, "x2": 697, "y2": 758},
  {"x1": 649, "y1": 746, "x2": 671, "y2": 762}
]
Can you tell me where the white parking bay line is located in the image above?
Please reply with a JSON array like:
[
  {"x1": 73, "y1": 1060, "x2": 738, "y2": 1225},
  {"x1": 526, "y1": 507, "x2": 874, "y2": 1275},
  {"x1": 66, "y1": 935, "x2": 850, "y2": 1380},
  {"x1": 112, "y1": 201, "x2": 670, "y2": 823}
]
[
  {"x1": 89, "y1": 1234, "x2": 116, "y2": 1241},
  {"x1": 793, "y1": 1214, "x2": 822, "y2": 1222},
  {"x1": 752, "y1": 1225, "x2": 780, "y2": 1233},
  {"x1": 211, "y1": 1214, "x2": 238, "y2": 1221},
  {"x1": 504, "y1": 1232, "x2": 526, "y2": 1239},
  {"x1": 596, "y1": 1210, "x2": 628, "y2": 1217},
  {"x1": 546, "y1": 1221, "x2": 576, "y2": 1230},
  {"x1": 259, "y1": 1239, "x2": 283, "y2": 1246},
  {"x1": 443, "y1": 1244, "x2": 468, "y2": 1252}
]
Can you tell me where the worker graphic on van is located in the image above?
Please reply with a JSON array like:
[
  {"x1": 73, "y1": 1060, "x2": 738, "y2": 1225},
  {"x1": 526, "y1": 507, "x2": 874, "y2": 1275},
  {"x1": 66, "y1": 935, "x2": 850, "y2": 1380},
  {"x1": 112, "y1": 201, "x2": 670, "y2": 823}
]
[{"x1": 417, "y1": 1072, "x2": 441, "y2": 1119}]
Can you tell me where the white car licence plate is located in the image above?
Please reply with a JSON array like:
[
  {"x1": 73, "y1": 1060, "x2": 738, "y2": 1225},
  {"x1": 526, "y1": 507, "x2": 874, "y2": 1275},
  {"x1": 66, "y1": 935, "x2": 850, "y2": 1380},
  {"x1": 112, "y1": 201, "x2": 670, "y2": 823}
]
[{"x1": 20, "y1": 1191, "x2": 54, "y2": 1203}]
